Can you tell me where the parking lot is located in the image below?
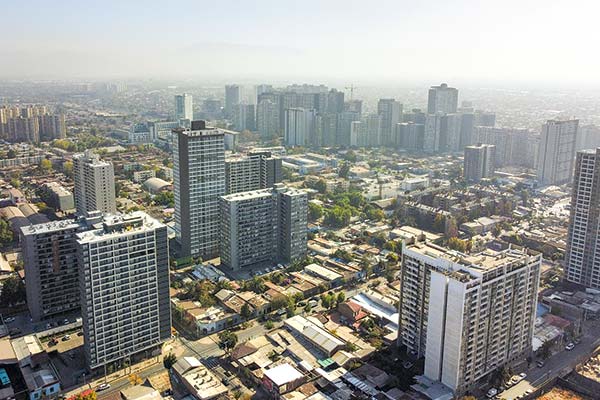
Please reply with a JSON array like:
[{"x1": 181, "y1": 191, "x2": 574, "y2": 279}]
[{"x1": 45, "y1": 331, "x2": 87, "y2": 388}]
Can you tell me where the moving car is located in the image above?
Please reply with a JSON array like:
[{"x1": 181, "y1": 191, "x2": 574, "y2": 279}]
[
  {"x1": 97, "y1": 383, "x2": 110, "y2": 391},
  {"x1": 536, "y1": 360, "x2": 545, "y2": 368},
  {"x1": 565, "y1": 342, "x2": 575, "y2": 351}
]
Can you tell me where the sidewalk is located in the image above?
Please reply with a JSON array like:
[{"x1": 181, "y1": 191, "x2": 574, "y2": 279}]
[{"x1": 63, "y1": 340, "x2": 177, "y2": 398}]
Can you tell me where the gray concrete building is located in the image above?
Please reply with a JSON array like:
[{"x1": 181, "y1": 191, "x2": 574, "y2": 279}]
[
  {"x1": 536, "y1": 119, "x2": 578, "y2": 186},
  {"x1": 225, "y1": 151, "x2": 282, "y2": 195},
  {"x1": 427, "y1": 83, "x2": 458, "y2": 114},
  {"x1": 565, "y1": 148, "x2": 600, "y2": 288},
  {"x1": 220, "y1": 185, "x2": 307, "y2": 270},
  {"x1": 73, "y1": 151, "x2": 116, "y2": 216},
  {"x1": 76, "y1": 211, "x2": 170, "y2": 370},
  {"x1": 173, "y1": 120, "x2": 225, "y2": 258},
  {"x1": 464, "y1": 144, "x2": 496, "y2": 182}
]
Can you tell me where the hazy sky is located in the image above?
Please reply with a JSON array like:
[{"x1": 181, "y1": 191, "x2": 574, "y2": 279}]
[{"x1": 2, "y1": 0, "x2": 599, "y2": 85}]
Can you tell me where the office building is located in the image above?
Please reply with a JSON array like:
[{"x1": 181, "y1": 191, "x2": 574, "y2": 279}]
[
  {"x1": 76, "y1": 212, "x2": 171, "y2": 370},
  {"x1": 257, "y1": 99, "x2": 280, "y2": 139},
  {"x1": 400, "y1": 240, "x2": 541, "y2": 395},
  {"x1": 284, "y1": 108, "x2": 316, "y2": 147},
  {"x1": 173, "y1": 120, "x2": 225, "y2": 258},
  {"x1": 377, "y1": 99, "x2": 403, "y2": 146},
  {"x1": 464, "y1": 144, "x2": 495, "y2": 182},
  {"x1": 427, "y1": 83, "x2": 458, "y2": 114},
  {"x1": 536, "y1": 119, "x2": 579, "y2": 186},
  {"x1": 225, "y1": 151, "x2": 282, "y2": 194},
  {"x1": 565, "y1": 148, "x2": 600, "y2": 288},
  {"x1": 174, "y1": 93, "x2": 193, "y2": 121},
  {"x1": 73, "y1": 151, "x2": 116, "y2": 216},
  {"x1": 220, "y1": 185, "x2": 307, "y2": 270},
  {"x1": 225, "y1": 85, "x2": 241, "y2": 119},
  {"x1": 21, "y1": 215, "x2": 99, "y2": 322}
]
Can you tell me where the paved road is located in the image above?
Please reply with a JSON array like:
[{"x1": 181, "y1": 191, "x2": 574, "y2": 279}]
[{"x1": 499, "y1": 322, "x2": 600, "y2": 399}]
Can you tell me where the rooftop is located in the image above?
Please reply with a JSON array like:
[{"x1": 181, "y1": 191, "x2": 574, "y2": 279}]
[{"x1": 264, "y1": 363, "x2": 304, "y2": 386}]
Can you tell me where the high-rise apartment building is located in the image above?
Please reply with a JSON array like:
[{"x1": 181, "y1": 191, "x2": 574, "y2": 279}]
[
  {"x1": 220, "y1": 185, "x2": 307, "y2": 270},
  {"x1": 76, "y1": 212, "x2": 171, "y2": 370},
  {"x1": 225, "y1": 151, "x2": 282, "y2": 194},
  {"x1": 233, "y1": 103, "x2": 256, "y2": 131},
  {"x1": 284, "y1": 108, "x2": 316, "y2": 147},
  {"x1": 73, "y1": 151, "x2": 116, "y2": 216},
  {"x1": 474, "y1": 126, "x2": 539, "y2": 169},
  {"x1": 225, "y1": 85, "x2": 241, "y2": 119},
  {"x1": 257, "y1": 99, "x2": 280, "y2": 139},
  {"x1": 536, "y1": 119, "x2": 578, "y2": 186},
  {"x1": 395, "y1": 122, "x2": 425, "y2": 151},
  {"x1": 174, "y1": 93, "x2": 193, "y2": 121},
  {"x1": 399, "y1": 240, "x2": 541, "y2": 395},
  {"x1": 377, "y1": 99, "x2": 403, "y2": 146},
  {"x1": 424, "y1": 113, "x2": 443, "y2": 153},
  {"x1": 427, "y1": 83, "x2": 458, "y2": 114},
  {"x1": 173, "y1": 120, "x2": 225, "y2": 258},
  {"x1": 21, "y1": 214, "x2": 102, "y2": 321},
  {"x1": 327, "y1": 89, "x2": 345, "y2": 114},
  {"x1": 464, "y1": 144, "x2": 496, "y2": 182},
  {"x1": 565, "y1": 148, "x2": 600, "y2": 288}
]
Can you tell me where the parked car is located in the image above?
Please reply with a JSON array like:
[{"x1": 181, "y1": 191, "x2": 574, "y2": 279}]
[
  {"x1": 4, "y1": 317, "x2": 15, "y2": 323},
  {"x1": 61, "y1": 334, "x2": 71, "y2": 341},
  {"x1": 49, "y1": 338, "x2": 58, "y2": 346},
  {"x1": 402, "y1": 361, "x2": 413, "y2": 369},
  {"x1": 536, "y1": 360, "x2": 545, "y2": 368},
  {"x1": 519, "y1": 372, "x2": 527, "y2": 379},
  {"x1": 63, "y1": 319, "x2": 70, "y2": 325},
  {"x1": 565, "y1": 342, "x2": 575, "y2": 351}
]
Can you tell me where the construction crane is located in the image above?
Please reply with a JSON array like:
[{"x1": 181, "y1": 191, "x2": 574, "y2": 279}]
[{"x1": 345, "y1": 84, "x2": 357, "y2": 100}]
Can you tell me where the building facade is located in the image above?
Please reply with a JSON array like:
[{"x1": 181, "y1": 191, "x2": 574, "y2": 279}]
[
  {"x1": 536, "y1": 119, "x2": 578, "y2": 186},
  {"x1": 174, "y1": 93, "x2": 193, "y2": 121},
  {"x1": 73, "y1": 151, "x2": 116, "y2": 216},
  {"x1": 427, "y1": 83, "x2": 458, "y2": 114},
  {"x1": 464, "y1": 144, "x2": 496, "y2": 182},
  {"x1": 76, "y1": 212, "x2": 171, "y2": 370},
  {"x1": 173, "y1": 120, "x2": 225, "y2": 258},
  {"x1": 225, "y1": 151, "x2": 282, "y2": 195},
  {"x1": 399, "y1": 241, "x2": 541, "y2": 395},
  {"x1": 565, "y1": 148, "x2": 600, "y2": 288}
]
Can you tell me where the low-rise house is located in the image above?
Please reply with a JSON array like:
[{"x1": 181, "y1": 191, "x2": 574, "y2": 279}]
[
  {"x1": 263, "y1": 363, "x2": 306, "y2": 397},
  {"x1": 172, "y1": 357, "x2": 228, "y2": 400}
]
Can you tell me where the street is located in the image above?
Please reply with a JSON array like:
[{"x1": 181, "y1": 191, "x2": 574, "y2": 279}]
[{"x1": 499, "y1": 320, "x2": 600, "y2": 399}]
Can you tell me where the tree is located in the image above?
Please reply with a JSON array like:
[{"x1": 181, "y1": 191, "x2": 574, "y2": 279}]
[
  {"x1": 240, "y1": 303, "x2": 252, "y2": 320},
  {"x1": 128, "y1": 373, "x2": 143, "y2": 385},
  {"x1": 539, "y1": 340, "x2": 552, "y2": 360},
  {"x1": 63, "y1": 160, "x2": 74, "y2": 177},
  {"x1": 433, "y1": 213, "x2": 446, "y2": 233},
  {"x1": 314, "y1": 179, "x2": 327, "y2": 194},
  {"x1": 39, "y1": 158, "x2": 53, "y2": 173},
  {"x1": 448, "y1": 237, "x2": 468, "y2": 252},
  {"x1": 337, "y1": 292, "x2": 346, "y2": 305},
  {"x1": 338, "y1": 163, "x2": 351, "y2": 178},
  {"x1": 0, "y1": 276, "x2": 25, "y2": 307},
  {"x1": 163, "y1": 353, "x2": 177, "y2": 369},
  {"x1": 0, "y1": 219, "x2": 13, "y2": 245},
  {"x1": 218, "y1": 330, "x2": 238, "y2": 353},
  {"x1": 308, "y1": 202, "x2": 323, "y2": 222}
]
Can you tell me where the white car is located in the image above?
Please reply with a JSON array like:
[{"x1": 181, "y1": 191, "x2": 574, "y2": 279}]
[
  {"x1": 519, "y1": 372, "x2": 527, "y2": 379},
  {"x1": 97, "y1": 383, "x2": 111, "y2": 391},
  {"x1": 486, "y1": 388, "x2": 498, "y2": 398},
  {"x1": 4, "y1": 317, "x2": 15, "y2": 323},
  {"x1": 565, "y1": 342, "x2": 575, "y2": 351}
]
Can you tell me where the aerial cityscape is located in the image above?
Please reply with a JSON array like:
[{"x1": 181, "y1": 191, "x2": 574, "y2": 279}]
[{"x1": 1, "y1": 1, "x2": 600, "y2": 400}]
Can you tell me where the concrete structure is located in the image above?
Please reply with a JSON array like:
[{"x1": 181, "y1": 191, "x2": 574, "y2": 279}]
[
  {"x1": 220, "y1": 185, "x2": 307, "y2": 270},
  {"x1": 257, "y1": 98, "x2": 280, "y2": 139},
  {"x1": 76, "y1": 212, "x2": 171, "y2": 370},
  {"x1": 172, "y1": 356, "x2": 228, "y2": 400},
  {"x1": 464, "y1": 144, "x2": 496, "y2": 182},
  {"x1": 399, "y1": 241, "x2": 541, "y2": 395},
  {"x1": 40, "y1": 182, "x2": 74, "y2": 211},
  {"x1": 284, "y1": 108, "x2": 316, "y2": 147},
  {"x1": 377, "y1": 99, "x2": 402, "y2": 146},
  {"x1": 536, "y1": 119, "x2": 578, "y2": 186},
  {"x1": 474, "y1": 126, "x2": 539, "y2": 168},
  {"x1": 73, "y1": 150, "x2": 116, "y2": 216},
  {"x1": 225, "y1": 84, "x2": 241, "y2": 119},
  {"x1": 225, "y1": 151, "x2": 282, "y2": 195},
  {"x1": 174, "y1": 93, "x2": 193, "y2": 121},
  {"x1": 565, "y1": 148, "x2": 600, "y2": 288},
  {"x1": 233, "y1": 103, "x2": 256, "y2": 131},
  {"x1": 173, "y1": 120, "x2": 225, "y2": 258},
  {"x1": 21, "y1": 215, "x2": 101, "y2": 321},
  {"x1": 427, "y1": 83, "x2": 458, "y2": 114}
]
